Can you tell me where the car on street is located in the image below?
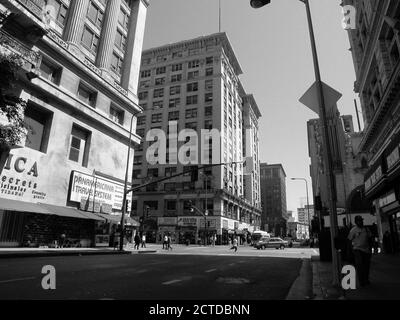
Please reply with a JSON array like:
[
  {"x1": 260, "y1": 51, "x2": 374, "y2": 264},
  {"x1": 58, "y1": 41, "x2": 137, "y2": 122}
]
[{"x1": 255, "y1": 237, "x2": 288, "y2": 250}]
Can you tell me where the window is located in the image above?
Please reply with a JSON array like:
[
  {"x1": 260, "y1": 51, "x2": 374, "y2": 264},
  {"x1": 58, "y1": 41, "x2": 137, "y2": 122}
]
[
  {"x1": 187, "y1": 82, "x2": 198, "y2": 92},
  {"x1": 155, "y1": 77, "x2": 165, "y2": 85},
  {"x1": 188, "y1": 48, "x2": 199, "y2": 56},
  {"x1": 206, "y1": 56, "x2": 213, "y2": 64},
  {"x1": 188, "y1": 71, "x2": 199, "y2": 80},
  {"x1": 134, "y1": 155, "x2": 142, "y2": 165},
  {"x1": 156, "y1": 55, "x2": 167, "y2": 62},
  {"x1": 156, "y1": 66, "x2": 166, "y2": 74},
  {"x1": 205, "y1": 93, "x2": 213, "y2": 103},
  {"x1": 148, "y1": 168, "x2": 159, "y2": 177},
  {"x1": 183, "y1": 182, "x2": 195, "y2": 190},
  {"x1": 153, "y1": 100, "x2": 163, "y2": 109},
  {"x1": 186, "y1": 95, "x2": 198, "y2": 105},
  {"x1": 136, "y1": 128, "x2": 145, "y2": 138},
  {"x1": 77, "y1": 83, "x2": 97, "y2": 107},
  {"x1": 81, "y1": 25, "x2": 99, "y2": 53},
  {"x1": 137, "y1": 116, "x2": 146, "y2": 125},
  {"x1": 168, "y1": 111, "x2": 179, "y2": 120},
  {"x1": 47, "y1": 0, "x2": 68, "y2": 26},
  {"x1": 151, "y1": 113, "x2": 162, "y2": 123},
  {"x1": 87, "y1": 1, "x2": 103, "y2": 28},
  {"x1": 109, "y1": 105, "x2": 124, "y2": 125},
  {"x1": 172, "y1": 63, "x2": 182, "y2": 72},
  {"x1": 172, "y1": 51, "x2": 182, "y2": 58},
  {"x1": 132, "y1": 169, "x2": 141, "y2": 179},
  {"x1": 24, "y1": 104, "x2": 52, "y2": 153},
  {"x1": 171, "y1": 74, "x2": 182, "y2": 83},
  {"x1": 118, "y1": 9, "x2": 129, "y2": 30},
  {"x1": 205, "y1": 106, "x2": 212, "y2": 116},
  {"x1": 205, "y1": 79, "x2": 213, "y2": 91},
  {"x1": 170, "y1": 85, "x2": 181, "y2": 95},
  {"x1": 111, "y1": 52, "x2": 124, "y2": 75},
  {"x1": 188, "y1": 60, "x2": 200, "y2": 68},
  {"x1": 185, "y1": 122, "x2": 197, "y2": 130},
  {"x1": 165, "y1": 167, "x2": 177, "y2": 176},
  {"x1": 206, "y1": 68, "x2": 213, "y2": 76},
  {"x1": 138, "y1": 91, "x2": 148, "y2": 100},
  {"x1": 165, "y1": 199, "x2": 176, "y2": 209},
  {"x1": 139, "y1": 80, "x2": 150, "y2": 89},
  {"x1": 39, "y1": 60, "x2": 61, "y2": 84},
  {"x1": 68, "y1": 125, "x2": 90, "y2": 167},
  {"x1": 153, "y1": 88, "x2": 164, "y2": 98},
  {"x1": 141, "y1": 70, "x2": 151, "y2": 78},
  {"x1": 169, "y1": 98, "x2": 180, "y2": 108},
  {"x1": 185, "y1": 108, "x2": 197, "y2": 119},
  {"x1": 114, "y1": 30, "x2": 127, "y2": 51},
  {"x1": 204, "y1": 120, "x2": 213, "y2": 129}
]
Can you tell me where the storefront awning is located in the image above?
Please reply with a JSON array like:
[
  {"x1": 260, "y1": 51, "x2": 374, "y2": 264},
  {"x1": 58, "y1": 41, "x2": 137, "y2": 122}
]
[
  {"x1": 94, "y1": 213, "x2": 140, "y2": 226},
  {"x1": 0, "y1": 199, "x2": 106, "y2": 221},
  {"x1": 0, "y1": 198, "x2": 49, "y2": 214},
  {"x1": 39, "y1": 203, "x2": 105, "y2": 221}
]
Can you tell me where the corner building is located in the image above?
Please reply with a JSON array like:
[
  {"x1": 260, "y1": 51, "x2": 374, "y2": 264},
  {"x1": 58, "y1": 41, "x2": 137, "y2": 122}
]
[
  {"x1": 133, "y1": 33, "x2": 262, "y2": 245},
  {"x1": 0, "y1": 0, "x2": 148, "y2": 247}
]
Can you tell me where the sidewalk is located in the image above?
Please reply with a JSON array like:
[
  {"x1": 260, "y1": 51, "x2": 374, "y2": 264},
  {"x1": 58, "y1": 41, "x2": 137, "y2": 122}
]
[{"x1": 312, "y1": 253, "x2": 400, "y2": 300}]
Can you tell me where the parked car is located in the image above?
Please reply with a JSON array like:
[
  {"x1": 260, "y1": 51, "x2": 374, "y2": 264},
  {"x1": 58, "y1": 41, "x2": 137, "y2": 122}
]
[{"x1": 255, "y1": 237, "x2": 287, "y2": 250}]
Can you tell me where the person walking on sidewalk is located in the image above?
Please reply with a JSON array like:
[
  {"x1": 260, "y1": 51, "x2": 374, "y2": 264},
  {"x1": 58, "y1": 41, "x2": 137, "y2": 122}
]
[
  {"x1": 141, "y1": 234, "x2": 146, "y2": 248},
  {"x1": 348, "y1": 215, "x2": 373, "y2": 287},
  {"x1": 167, "y1": 235, "x2": 173, "y2": 250},
  {"x1": 134, "y1": 233, "x2": 140, "y2": 250},
  {"x1": 163, "y1": 234, "x2": 168, "y2": 250},
  {"x1": 230, "y1": 237, "x2": 238, "y2": 252}
]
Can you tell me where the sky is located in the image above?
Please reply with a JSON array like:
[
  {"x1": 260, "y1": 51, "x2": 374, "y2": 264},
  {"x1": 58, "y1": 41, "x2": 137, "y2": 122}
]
[{"x1": 142, "y1": 0, "x2": 361, "y2": 217}]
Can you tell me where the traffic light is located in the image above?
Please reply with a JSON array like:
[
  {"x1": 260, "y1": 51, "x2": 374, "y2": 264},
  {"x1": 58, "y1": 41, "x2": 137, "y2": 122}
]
[
  {"x1": 250, "y1": 0, "x2": 271, "y2": 9},
  {"x1": 190, "y1": 166, "x2": 198, "y2": 182},
  {"x1": 188, "y1": 200, "x2": 194, "y2": 213}
]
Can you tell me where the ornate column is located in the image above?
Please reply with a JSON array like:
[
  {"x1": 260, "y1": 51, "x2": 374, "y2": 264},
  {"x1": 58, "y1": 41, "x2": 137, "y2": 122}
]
[
  {"x1": 63, "y1": 0, "x2": 88, "y2": 58},
  {"x1": 121, "y1": 0, "x2": 149, "y2": 100},
  {"x1": 96, "y1": 0, "x2": 121, "y2": 76}
]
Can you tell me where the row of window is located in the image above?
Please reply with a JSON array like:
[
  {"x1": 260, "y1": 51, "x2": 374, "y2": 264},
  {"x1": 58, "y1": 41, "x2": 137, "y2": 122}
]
[
  {"x1": 39, "y1": 58, "x2": 125, "y2": 125},
  {"x1": 139, "y1": 73, "x2": 214, "y2": 91},
  {"x1": 140, "y1": 57, "x2": 214, "y2": 77},
  {"x1": 140, "y1": 65, "x2": 214, "y2": 80},
  {"x1": 139, "y1": 89, "x2": 214, "y2": 104}
]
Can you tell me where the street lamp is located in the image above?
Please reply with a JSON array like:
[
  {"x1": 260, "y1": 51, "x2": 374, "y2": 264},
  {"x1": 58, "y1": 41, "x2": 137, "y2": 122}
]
[
  {"x1": 200, "y1": 171, "x2": 211, "y2": 245},
  {"x1": 291, "y1": 178, "x2": 311, "y2": 238},
  {"x1": 119, "y1": 109, "x2": 142, "y2": 251},
  {"x1": 250, "y1": 0, "x2": 340, "y2": 285}
]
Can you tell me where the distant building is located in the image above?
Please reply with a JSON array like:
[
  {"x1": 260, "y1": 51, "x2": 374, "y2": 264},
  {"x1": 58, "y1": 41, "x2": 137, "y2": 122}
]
[
  {"x1": 260, "y1": 163, "x2": 287, "y2": 236},
  {"x1": 297, "y1": 205, "x2": 314, "y2": 225}
]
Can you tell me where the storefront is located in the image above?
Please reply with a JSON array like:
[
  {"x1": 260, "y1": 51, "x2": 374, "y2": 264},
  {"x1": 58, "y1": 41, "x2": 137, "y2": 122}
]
[
  {"x1": 364, "y1": 130, "x2": 400, "y2": 253},
  {"x1": 157, "y1": 217, "x2": 178, "y2": 244},
  {"x1": 177, "y1": 216, "x2": 198, "y2": 244}
]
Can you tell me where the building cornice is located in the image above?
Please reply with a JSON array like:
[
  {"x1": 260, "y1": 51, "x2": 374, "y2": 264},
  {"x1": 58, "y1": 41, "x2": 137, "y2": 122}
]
[{"x1": 142, "y1": 32, "x2": 243, "y2": 75}]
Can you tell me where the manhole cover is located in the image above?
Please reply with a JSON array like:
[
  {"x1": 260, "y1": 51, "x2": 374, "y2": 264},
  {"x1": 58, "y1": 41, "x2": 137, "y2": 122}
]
[{"x1": 216, "y1": 277, "x2": 250, "y2": 284}]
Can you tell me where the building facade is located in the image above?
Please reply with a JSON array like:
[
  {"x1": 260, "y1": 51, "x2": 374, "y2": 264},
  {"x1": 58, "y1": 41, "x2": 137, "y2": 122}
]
[
  {"x1": 344, "y1": 0, "x2": 400, "y2": 252},
  {"x1": 260, "y1": 163, "x2": 287, "y2": 237},
  {"x1": 0, "y1": 0, "x2": 148, "y2": 247},
  {"x1": 131, "y1": 32, "x2": 262, "y2": 245}
]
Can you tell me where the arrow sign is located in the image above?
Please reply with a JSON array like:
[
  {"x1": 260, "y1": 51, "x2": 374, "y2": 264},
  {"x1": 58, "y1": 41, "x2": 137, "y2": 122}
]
[{"x1": 299, "y1": 81, "x2": 342, "y2": 115}]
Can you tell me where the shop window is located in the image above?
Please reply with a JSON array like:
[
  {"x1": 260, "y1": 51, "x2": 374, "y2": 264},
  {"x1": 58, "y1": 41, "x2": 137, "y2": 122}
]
[{"x1": 24, "y1": 104, "x2": 53, "y2": 153}]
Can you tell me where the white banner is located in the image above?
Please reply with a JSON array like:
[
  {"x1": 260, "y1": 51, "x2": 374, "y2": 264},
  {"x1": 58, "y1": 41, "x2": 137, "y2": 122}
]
[{"x1": 69, "y1": 171, "x2": 131, "y2": 211}]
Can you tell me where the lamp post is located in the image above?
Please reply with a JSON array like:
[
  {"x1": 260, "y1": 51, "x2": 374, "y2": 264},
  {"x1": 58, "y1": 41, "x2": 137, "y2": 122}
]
[
  {"x1": 200, "y1": 171, "x2": 210, "y2": 245},
  {"x1": 119, "y1": 110, "x2": 142, "y2": 251},
  {"x1": 291, "y1": 178, "x2": 311, "y2": 238},
  {"x1": 250, "y1": 0, "x2": 340, "y2": 285}
]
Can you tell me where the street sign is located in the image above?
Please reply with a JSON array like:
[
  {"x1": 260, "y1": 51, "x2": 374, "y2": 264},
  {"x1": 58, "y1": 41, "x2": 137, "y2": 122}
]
[{"x1": 299, "y1": 81, "x2": 342, "y2": 115}]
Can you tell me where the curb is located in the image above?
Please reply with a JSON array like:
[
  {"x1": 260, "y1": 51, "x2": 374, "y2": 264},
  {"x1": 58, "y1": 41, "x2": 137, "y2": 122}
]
[
  {"x1": 285, "y1": 258, "x2": 314, "y2": 300},
  {"x1": 0, "y1": 250, "x2": 132, "y2": 259}
]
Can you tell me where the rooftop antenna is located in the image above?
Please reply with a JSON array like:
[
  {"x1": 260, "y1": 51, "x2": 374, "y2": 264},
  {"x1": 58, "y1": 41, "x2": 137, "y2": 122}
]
[{"x1": 219, "y1": 0, "x2": 221, "y2": 32}]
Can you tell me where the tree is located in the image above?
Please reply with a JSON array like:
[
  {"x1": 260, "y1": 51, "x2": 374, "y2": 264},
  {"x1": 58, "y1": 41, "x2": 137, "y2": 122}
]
[{"x1": 0, "y1": 45, "x2": 27, "y2": 152}]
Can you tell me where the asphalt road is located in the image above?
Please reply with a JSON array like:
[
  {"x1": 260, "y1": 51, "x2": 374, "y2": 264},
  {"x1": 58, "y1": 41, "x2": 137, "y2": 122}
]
[{"x1": 0, "y1": 251, "x2": 303, "y2": 300}]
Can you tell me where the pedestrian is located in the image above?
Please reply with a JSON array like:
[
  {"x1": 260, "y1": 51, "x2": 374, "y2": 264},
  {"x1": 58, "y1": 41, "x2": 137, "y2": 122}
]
[
  {"x1": 347, "y1": 215, "x2": 373, "y2": 287},
  {"x1": 134, "y1": 233, "x2": 140, "y2": 250},
  {"x1": 60, "y1": 232, "x2": 66, "y2": 248},
  {"x1": 163, "y1": 234, "x2": 168, "y2": 250},
  {"x1": 167, "y1": 234, "x2": 173, "y2": 250},
  {"x1": 141, "y1": 233, "x2": 146, "y2": 248},
  {"x1": 230, "y1": 237, "x2": 238, "y2": 252}
]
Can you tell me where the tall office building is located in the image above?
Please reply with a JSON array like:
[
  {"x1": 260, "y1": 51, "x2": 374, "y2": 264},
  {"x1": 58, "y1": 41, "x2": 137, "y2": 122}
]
[
  {"x1": 0, "y1": 0, "x2": 148, "y2": 247},
  {"x1": 343, "y1": 0, "x2": 400, "y2": 251},
  {"x1": 132, "y1": 32, "x2": 262, "y2": 245},
  {"x1": 260, "y1": 163, "x2": 287, "y2": 237}
]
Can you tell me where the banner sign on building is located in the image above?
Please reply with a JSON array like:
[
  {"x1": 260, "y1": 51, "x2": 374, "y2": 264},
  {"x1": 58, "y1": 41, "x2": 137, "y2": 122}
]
[
  {"x1": 177, "y1": 217, "x2": 198, "y2": 227},
  {"x1": 69, "y1": 171, "x2": 131, "y2": 211},
  {"x1": 158, "y1": 217, "x2": 178, "y2": 226}
]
